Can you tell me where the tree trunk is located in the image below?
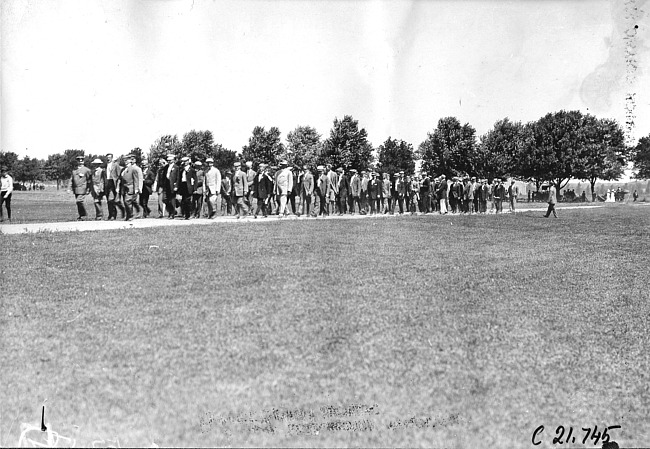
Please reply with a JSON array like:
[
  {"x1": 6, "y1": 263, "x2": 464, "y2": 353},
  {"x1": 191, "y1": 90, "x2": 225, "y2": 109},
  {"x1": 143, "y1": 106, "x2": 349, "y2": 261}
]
[{"x1": 590, "y1": 178, "x2": 596, "y2": 202}]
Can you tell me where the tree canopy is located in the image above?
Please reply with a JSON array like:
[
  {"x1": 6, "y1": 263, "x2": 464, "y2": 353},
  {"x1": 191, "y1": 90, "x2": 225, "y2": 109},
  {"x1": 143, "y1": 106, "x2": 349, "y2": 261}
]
[
  {"x1": 321, "y1": 115, "x2": 374, "y2": 171},
  {"x1": 377, "y1": 137, "x2": 415, "y2": 175}
]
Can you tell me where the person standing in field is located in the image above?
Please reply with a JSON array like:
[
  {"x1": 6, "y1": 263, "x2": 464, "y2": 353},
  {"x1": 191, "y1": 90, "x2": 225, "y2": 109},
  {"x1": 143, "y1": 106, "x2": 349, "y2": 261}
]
[
  {"x1": 0, "y1": 166, "x2": 14, "y2": 222},
  {"x1": 192, "y1": 161, "x2": 204, "y2": 218},
  {"x1": 275, "y1": 160, "x2": 294, "y2": 218},
  {"x1": 132, "y1": 156, "x2": 143, "y2": 218},
  {"x1": 90, "y1": 158, "x2": 106, "y2": 220},
  {"x1": 155, "y1": 158, "x2": 168, "y2": 218},
  {"x1": 105, "y1": 153, "x2": 125, "y2": 220},
  {"x1": 252, "y1": 163, "x2": 273, "y2": 218},
  {"x1": 493, "y1": 178, "x2": 506, "y2": 213},
  {"x1": 299, "y1": 165, "x2": 314, "y2": 217},
  {"x1": 381, "y1": 172, "x2": 391, "y2": 214},
  {"x1": 177, "y1": 157, "x2": 196, "y2": 220},
  {"x1": 140, "y1": 159, "x2": 156, "y2": 218},
  {"x1": 316, "y1": 166, "x2": 329, "y2": 217},
  {"x1": 349, "y1": 169, "x2": 361, "y2": 214},
  {"x1": 337, "y1": 167, "x2": 350, "y2": 215},
  {"x1": 120, "y1": 154, "x2": 140, "y2": 221},
  {"x1": 544, "y1": 183, "x2": 558, "y2": 218},
  {"x1": 633, "y1": 190, "x2": 638, "y2": 202},
  {"x1": 233, "y1": 161, "x2": 249, "y2": 218},
  {"x1": 437, "y1": 174, "x2": 448, "y2": 215},
  {"x1": 245, "y1": 161, "x2": 256, "y2": 212},
  {"x1": 221, "y1": 170, "x2": 233, "y2": 216},
  {"x1": 70, "y1": 155, "x2": 92, "y2": 221},
  {"x1": 203, "y1": 158, "x2": 221, "y2": 218},
  {"x1": 508, "y1": 180, "x2": 519, "y2": 213},
  {"x1": 164, "y1": 155, "x2": 180, "y2": 219}
]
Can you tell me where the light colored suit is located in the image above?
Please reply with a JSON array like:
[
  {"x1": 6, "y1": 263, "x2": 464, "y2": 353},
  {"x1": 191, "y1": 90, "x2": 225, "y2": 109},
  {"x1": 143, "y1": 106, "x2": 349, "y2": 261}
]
[{"x1": 203, "y1": 166, "x2": 222, "y2": 217}]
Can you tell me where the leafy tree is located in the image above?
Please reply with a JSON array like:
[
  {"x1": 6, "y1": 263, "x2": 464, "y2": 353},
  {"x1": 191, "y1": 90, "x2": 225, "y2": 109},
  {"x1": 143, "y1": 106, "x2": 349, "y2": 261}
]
[
  {"x1": 241, "y1": 126, "x2": 285, "y2": 168},
  {"x1": 632, "y1": 134, "x2": 650, "y2": 179},
  {"x1": 212, "y1": 144, "x2": 238, "y2": 173},
  {"x1": 577, "y1": 117, "x2": 627, "y2": 201},
  {"x1": 13, "y1": 156, "x2": 44, "y2": 189},
  {"x1": 149, "y1": 135, "x2": 182, "y2": 168},
  {"x1": 321, "y1": 115, "x2": 373, "y2": 171},
  {"x1": 181, "y1": 130, "x2": 215, "y2": 162},
  {"x1": 377, "y1": 137, "x2": 415, "y2": 175},
  {"x1": 42, "y1": 153, "x2": 67, "y2": 189},
  {"x1": 418, "y1": 117, "x2": 477, "y2": 177},
  {"x1": 0, "y1": 151, "x2": 20, "y2": 172},
  {"x1": 286, "y1": 125, "x2": 322, "y2": 169},
  {"x1": 516, "y1": 110, "x2": 591, "y2": 193},
  {"x1": 475, "y1": 118, "x2": 527, "y2": 181}
]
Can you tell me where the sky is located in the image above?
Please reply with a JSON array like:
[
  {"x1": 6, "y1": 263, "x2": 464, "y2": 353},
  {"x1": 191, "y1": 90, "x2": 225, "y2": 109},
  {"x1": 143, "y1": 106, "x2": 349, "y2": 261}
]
[{"x1": 1, "y1": 0, "x2": 649, "y2": 161}]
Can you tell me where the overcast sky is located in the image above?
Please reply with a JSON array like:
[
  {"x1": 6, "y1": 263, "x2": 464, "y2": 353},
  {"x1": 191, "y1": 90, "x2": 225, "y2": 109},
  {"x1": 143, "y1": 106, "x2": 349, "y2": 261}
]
[{"x1": 1, "y1": 0, "x2": 648, "y2": 160}]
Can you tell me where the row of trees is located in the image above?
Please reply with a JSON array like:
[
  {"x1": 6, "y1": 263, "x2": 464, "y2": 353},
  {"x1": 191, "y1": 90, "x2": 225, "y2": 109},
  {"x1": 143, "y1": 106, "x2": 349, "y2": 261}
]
[{"x1": 2, "y1": 111, "x2": 650, "y2": 197}]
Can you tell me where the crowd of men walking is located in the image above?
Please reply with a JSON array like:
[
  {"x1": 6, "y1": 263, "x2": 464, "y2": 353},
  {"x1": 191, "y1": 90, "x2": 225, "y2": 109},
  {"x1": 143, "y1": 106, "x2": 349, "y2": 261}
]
[{"x1": 65, "y1": 153, "x2": 540, "y2": 222}]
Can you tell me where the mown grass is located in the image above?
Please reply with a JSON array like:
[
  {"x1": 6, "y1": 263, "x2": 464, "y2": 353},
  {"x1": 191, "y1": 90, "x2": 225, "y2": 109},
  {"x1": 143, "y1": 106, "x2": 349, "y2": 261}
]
[{"x1": 1, "y1": 206, "x2": 649, "y2": 447}]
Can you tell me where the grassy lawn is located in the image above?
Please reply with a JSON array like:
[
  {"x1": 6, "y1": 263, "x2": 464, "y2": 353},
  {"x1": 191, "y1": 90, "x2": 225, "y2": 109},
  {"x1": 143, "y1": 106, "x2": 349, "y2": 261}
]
[{"x1": 1, "y1": 205, "x2": 649, "y2": 447}]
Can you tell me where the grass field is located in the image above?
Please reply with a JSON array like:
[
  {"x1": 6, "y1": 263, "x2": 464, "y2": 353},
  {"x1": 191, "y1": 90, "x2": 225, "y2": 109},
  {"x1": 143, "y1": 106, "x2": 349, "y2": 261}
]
[{"x1": 1, "y1": 201, "x2": 649, "y2": 447}]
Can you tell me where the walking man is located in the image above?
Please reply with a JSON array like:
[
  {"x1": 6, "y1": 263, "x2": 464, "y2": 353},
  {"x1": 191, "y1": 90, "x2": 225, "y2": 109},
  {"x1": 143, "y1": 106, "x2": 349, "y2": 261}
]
[
  {"x1": 544, "y1": 183, "x2": 558, "y2": 218},
  {"x1": 70, "y1": 155, "x2": 92, "y2": 221},
  {"x1": 90, "y1": 158, "x2": 106, "y2": 220}
]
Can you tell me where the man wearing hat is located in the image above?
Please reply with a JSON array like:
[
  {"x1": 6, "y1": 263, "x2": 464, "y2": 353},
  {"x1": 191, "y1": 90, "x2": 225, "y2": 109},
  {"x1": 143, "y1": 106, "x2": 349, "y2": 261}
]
[
  {"x1": 315, "y1": 166, "x2": 329, "y2": 217},
  {"x1": 419, "y1": 172, "x2": 430, "y2": 214},
  {"x1": 156, "y1": 157, "x2": 168, "y2": 218},
  {"x1": 336, "y1": 167, "x2": 349, "y2": 215},
  {"x1": 221, "y1": 170, "x2": 233, "y2": 215},
  {"x1": 367, "y1": 171, "x2": 380, "y2": 215},
  {"x1": 274, "y1": 160, "x2": 293, "y2": 217},
  {"x1": 325, "y1": 164, "x2": 338, "y2": 215},
  {"x1": 0, "y1": 166, "x2": 14, "y2": 222},
  {"x1": 192, "y1": 161, "x2": 204, "y2": 218},
  {"x1": 69, "y1": 155, "x2": 92, "y2": 220},
  {"x1": 360, "y1": 170, "x2": 369, "y2": 214},
  {"x1": 90, "y1": 158, "x2": 106, "y2": 220},
  {"x1": 471, "y1": 177, "x2": 479, "y2": 214},
  {"x1": 119, "y1": 154, "x2": 141, "y2": 221},
  {"x1": 299, "y1": 165, "x2": 314, "y2": 217},
  {"x1": 177, "y1": 157, "x2": 196, "y2": 219},
  {"x1": 492, "y1": 178, "x2": 506, "y2": 214},
  {"x1": 380, "y1": 172, "x2": 391, "y2": 214},
  {"x1": 252, "y1": 163, "x2": 273, "y2": 218},
  {"x1": 245, "y1": 161, "x2": 256, "y2": 212},
  {"x1": 140, "y1": 159, "x2": 156, "y2": 218},
  {"x1": 393, "y1": 171, "x2": 406, "y2": 214},
  {"x1": 203, "y1": 158, "x2": 221, "y2": 218},
  {"x1": 232, "y1": 161, "x2": 249, "y2": 218},
  {"x1": 163, "y1": 154, "x2": 179, "y2": 219},
  {"x1": 436, "y1": 174, "x2": 448, "y2": 214},
  {"x1": 349, "y1": 169, "x2": 361, "y2": 214},
  {"x1": 104, "y1": 153, "x2": 125, "y2": 220},
  {"x1": 131, "y1": 155, "x2": 144, "y2": 218},
  {"x1": 508, "y1": 179, "x2": 519, "y2": 213}
]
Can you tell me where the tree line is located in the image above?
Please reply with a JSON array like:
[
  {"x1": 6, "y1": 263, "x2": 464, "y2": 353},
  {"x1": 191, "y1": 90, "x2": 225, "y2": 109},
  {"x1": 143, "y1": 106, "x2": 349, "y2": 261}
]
[{"x1": 2, "y1": 110, "x2": 650, "y2": 198}]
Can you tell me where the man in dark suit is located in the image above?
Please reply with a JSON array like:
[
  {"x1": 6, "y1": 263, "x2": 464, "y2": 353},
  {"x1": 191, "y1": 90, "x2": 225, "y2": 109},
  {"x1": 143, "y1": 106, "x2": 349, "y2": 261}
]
[
  {"x1": 367, "y1": 171, "x2": 381, "y2": 215},
  {"x1": 178, "y1": 157, "x2": 196, "y2": 219},
  {"x1": 299, "y1": 165, "x2": 314, "y2": 217},
  {"x1": 420, "y1": 172, "x2": 430, "y2": 214},
  {"x1": 232, "y1": 161, "x2": 249, "y2": 218},
  {"x1": 493, "y1": 178, "x2": 506, "y2": 214},
  {"x1": 252, "y1": 164, "x2": 273, "y2": 218},
  {"x1": 349, "y1": 169, "x2": 361, "y2": 214},
  {"x1": 336, "y1": 167, "x2": 349, "y2": 215},
  {"x1": 156, "y1": 158, "x2": 168, "y2": 218},
  {"x1": 316, "y1": 166, "x2": 329, "y2": 217},
  {"x1": 140, "y1": 159, "x2": 156, "y2": 218},
  {"x1": 90, "y1": 158, "x2": 106, "y2": 220},
  {"x1": 163, "y1": 154, "x2": 179, "y2": 219}
]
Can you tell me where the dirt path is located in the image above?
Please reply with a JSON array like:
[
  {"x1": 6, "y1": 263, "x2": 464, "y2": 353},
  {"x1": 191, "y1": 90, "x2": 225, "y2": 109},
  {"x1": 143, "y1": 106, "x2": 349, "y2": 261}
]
[{"x1": 0, "y1": 205, "x2": 606, "y2": 235}]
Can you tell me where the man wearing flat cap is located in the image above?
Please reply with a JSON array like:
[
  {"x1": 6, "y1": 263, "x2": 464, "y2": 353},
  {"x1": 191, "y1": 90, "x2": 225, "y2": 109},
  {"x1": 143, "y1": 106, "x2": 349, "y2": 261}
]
[
  {"x1": 245, "y1": 161, "x2": 256, "y2": 212},
  {"x1": 119, "y1": 154, "x2": 140, "y2": 221},
  {"x1": 233, "y1": 161, "x2": 249, "y2": 218},
  {"x1": 140, "y1": 159, "x2": 156, "y2": 218},
  {"x1": 90, "y1": 158, "x2": 106, "y2": 220},
  {"x1": 492, "y1": 178, "x2": 505, "y2": 214},
  {"x1": 437, "y1": 174, "x2": 448, "y2": 214},
  {"x1": 70, "y1": 155, "x2": 92, "y2": 221},
  {"x1": 177, "y1": 157, "x2": 196, "y2": 219}
]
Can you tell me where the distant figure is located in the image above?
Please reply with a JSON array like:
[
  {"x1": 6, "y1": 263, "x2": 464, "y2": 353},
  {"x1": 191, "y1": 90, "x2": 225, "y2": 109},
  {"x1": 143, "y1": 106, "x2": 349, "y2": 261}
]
[
  {"x1": 527, "y1": 190, "x2": 531, "y2": 202},
  {"x1": 0, "y1": 166, "x2": 13, "y2": 222},
  {"x1": 543, "y1": 184, "x2": 558, "y2": 218},
  {"x1": 581, "y1": 191, "x2": 586, "y2": 202},
  {"x1": 633, "y1": 190, "x2": 638, "y2": 202}
]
